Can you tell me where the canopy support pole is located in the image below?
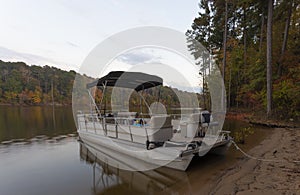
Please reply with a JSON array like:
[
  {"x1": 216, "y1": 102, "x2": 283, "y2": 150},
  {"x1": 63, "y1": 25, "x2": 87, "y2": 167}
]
[
  {"x1": 99, "y1": 81, "x2": 107, "y2": 116},
  {"x1": 87, "y1": 89, "x2": 101, "y2": 116},
  {"x1": 138, "y1": 89, "x2": 152, "y2": 116}
]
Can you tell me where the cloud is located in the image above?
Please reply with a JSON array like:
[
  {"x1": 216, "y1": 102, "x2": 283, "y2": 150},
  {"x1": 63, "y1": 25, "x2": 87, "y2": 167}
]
[
  {"x1": 0, "y1": 46, "x2": 78, "y2": 71},
  {"x1": 167, "y1": 81, "x2": 202, "y2": 93},
  {"x1": 117, "y1": 50, "x2": 161, "y2": 65},
  {"x1": 66, "y1": 41, "x2": 79, "y2": 48}
]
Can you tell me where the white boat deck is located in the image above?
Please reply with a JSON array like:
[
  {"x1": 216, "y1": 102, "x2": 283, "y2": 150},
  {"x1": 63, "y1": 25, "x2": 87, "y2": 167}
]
[
  {"x1": 77, "y1": 113, "x2": 231, "y2": 171},
  {"x1": 78, "y1": 113, "x2": 228, "y2": 147}
]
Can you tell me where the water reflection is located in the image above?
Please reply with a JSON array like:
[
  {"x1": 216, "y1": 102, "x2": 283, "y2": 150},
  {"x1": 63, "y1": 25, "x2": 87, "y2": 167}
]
[
  {"x1": 77, "y1": 119, "x2": 270, "y2": 194},
  {"x1": 0, "y1": 106, "x2": 76, "y2": 141},
  {"x1": 79, "y1": 142, "x2": 191, "y2": 194},
  {"x1": 0, "y1": 105, "x2": 272, "y2": 194}
]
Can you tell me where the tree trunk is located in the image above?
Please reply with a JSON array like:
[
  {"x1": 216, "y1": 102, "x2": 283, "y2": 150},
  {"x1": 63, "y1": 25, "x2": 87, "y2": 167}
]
[
  {"x1": 278, "y1": 0, "x2": 293, "y2": 76},
  {"x1": 228, "y1": 67, "x2": 231, "y2": 109},
  {"x1": 223, "y1": 1, "x2": 228, "y2": 81},
  {"x1": 222, "y1": 1, "x2": 228, "y2": 111},
  {"x1": 243, "y1": 6, "x2": 247, "y2": 67},
  {"x1": 267, "y1": 0, "x2": 273, "y2": 117},
  {"x1": 51, "y1": 79, "x2": 56, "y2": 128},
  {"x1": 259, "y1": 13, "x2": 264, "y2": 52}
]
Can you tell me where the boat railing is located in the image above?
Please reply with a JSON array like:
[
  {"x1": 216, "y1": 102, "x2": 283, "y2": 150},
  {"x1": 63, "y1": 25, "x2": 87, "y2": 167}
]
[
  {"x1": 77, "y1": 112, "x2": 151, "y2": 143},
  {"x1": 78, "y1": 111, "x2": 226, "y2": 142},
  {"x1": 78, "y1": 112, "x2": 174, "y2": 146}
]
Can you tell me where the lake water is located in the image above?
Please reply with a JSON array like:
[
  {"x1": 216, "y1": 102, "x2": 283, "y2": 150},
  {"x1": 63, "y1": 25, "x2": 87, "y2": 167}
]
[{"x1": 0, "y1": 106, "x2": 270, "y2": 195}]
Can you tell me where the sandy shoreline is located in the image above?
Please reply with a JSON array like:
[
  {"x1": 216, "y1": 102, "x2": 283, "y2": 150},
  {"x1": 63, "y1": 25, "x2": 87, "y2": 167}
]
[{"x1": 206, "y1": 128, "x2": 300, "y2": 194}]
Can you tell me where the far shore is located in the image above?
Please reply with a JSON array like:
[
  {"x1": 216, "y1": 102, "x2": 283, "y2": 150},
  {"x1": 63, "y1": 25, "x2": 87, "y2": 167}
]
[
  {"x1": 226, "y1": 110, "x2": 300, "y2": 128},
  {"x1": 0, "y1": 103, "x2": 72, "y2": 107},
  {"x1": 1, "y1": 103, "x2": 299, "y2": 128}
]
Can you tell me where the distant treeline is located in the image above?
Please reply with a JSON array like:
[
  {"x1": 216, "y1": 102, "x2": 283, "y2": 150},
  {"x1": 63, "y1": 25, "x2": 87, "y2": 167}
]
[
  {"x1": 0, "y1": 60, "x2": 199, "y2": 108},
  {"x1": 0, "y1": 60, "x2": 75, "y2": 105}
]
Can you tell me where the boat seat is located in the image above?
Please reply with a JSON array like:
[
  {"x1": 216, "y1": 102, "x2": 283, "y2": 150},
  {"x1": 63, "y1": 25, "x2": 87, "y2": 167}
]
[
  {"x1": 147, "y1": 115, "x2": 173, "y2": 142},
  {"x1": 149, "y1": 115, "x2": 172, "y2": 129}
]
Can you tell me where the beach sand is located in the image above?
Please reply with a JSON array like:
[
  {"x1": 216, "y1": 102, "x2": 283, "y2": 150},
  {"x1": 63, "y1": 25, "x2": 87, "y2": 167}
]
[{"x1": 206, "y1": 128, "x2": 300, "y2": 194}]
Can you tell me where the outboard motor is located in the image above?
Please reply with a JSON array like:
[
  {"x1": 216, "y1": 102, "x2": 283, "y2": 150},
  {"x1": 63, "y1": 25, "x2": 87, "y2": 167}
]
[
  {"x1": 201, "y1": 111, "x2": 211, "y2": 124},
  {"x1": 197, "y1": 110, "x2": 211, "y2": 137}
]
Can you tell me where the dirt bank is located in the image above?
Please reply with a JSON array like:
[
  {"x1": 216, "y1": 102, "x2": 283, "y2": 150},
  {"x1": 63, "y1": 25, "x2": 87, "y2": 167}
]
[
  {"x1": 208, "y1": 128, "x2": 300, "y2": 194},
  {"x1": 226, "y1": 111, "x2": 300, "y2": 128}
]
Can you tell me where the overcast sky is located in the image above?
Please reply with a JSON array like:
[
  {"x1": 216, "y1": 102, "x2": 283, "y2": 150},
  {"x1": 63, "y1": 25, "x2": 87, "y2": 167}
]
[{"x1": 0, "y1": 0, "x2": 199, "y2": 71}]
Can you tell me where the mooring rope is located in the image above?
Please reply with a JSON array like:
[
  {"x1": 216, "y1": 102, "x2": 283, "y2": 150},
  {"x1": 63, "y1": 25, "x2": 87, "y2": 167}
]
[{"x1": 230, "y1": 140, "x2": 300, "y2": 163}]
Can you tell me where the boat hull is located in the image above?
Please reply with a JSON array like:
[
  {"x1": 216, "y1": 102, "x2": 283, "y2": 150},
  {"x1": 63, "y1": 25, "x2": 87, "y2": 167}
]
[
  {"x1": 78, "y1": 130, "x2": 193, "y2": 171},
  {"x1": 78, "y1": 129, "x2": 232, "y2": 171}
]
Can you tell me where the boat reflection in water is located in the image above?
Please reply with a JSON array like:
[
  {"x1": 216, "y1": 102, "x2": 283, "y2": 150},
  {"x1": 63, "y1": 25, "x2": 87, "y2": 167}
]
[{"x1": 79, "y1": 141, "x2": 191, "y2": 194}]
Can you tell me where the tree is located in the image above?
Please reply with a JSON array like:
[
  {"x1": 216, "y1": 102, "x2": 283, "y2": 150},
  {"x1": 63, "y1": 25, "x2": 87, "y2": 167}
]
[
  {"x1": 266, "y1": 0, "x2": 273, "y2": 117},
  {"x1": 278, "y1": 0, "x2": 294, "y2": 76},
  {"x1": 187, "y1": 0, "x2": 300, "y2": 120},
  {"x1": 222, "y1": 0, "x2": 228, "y2": 110},
  {"x1": 223, "y1": 0, "x2": 228, "y2": 81}
]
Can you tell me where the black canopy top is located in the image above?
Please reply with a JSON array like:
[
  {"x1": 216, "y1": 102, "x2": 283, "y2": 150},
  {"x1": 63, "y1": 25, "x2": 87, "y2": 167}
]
[{"x1": 86, "y1": 71, "x2": 163, "y2": 91}]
